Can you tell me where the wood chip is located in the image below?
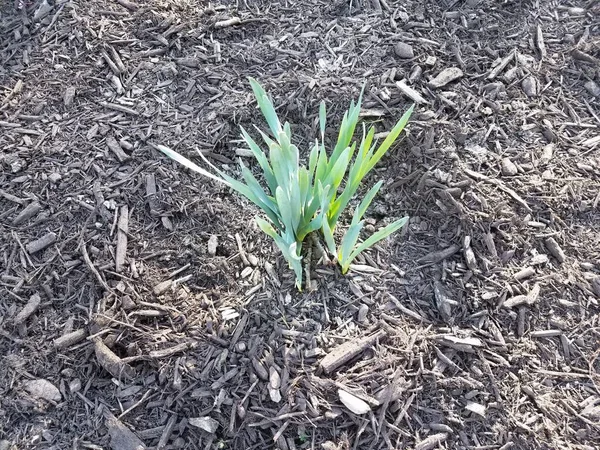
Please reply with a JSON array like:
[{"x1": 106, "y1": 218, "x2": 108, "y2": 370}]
[
  {"x1": 320, "y1": 329, "x2": 386, "y2": 374},
  {"x1": 415, "y1": 433, "x2": 449, "y2": 450},
  {"x1": 13, "y1": 294, "x2": 41, "y2": 325},
  {"x1": 503, "y1": 283, "x2": 541, "y2": 308},
  {"x1": 189, "y1": 417, "x2": 219, "y2": 433},
  {"x1": 12, "y1": 202, "x2": 42, "y2": 225},
  {"x1": 428, "y1": 67, "x2": 463, "y2": 88},
  {"x1": 338, "y1": 390, "x2": 371, "y2": 415},
  {"x1": 418, "y1": 245, "x2": 460, "y2": 264},
  {"x1": 435, "y1": 335, "x2": 483, "y2": 353},
  {"x1": 544, "y1": 237, "x2": 565, "y2": 263},
  {"x1": 488, "y1": 51, "x2": 514, "y2": 79},
  {"x1": 465, "y1": 401, "x2": 487, "y2": 417},
  {"x1": 94, "y1": 338, "x2": 135, "y2": 380},
  {"x1": 54, "y1": 329, "x2": 87, "y2": 350},
  {"x1": 26, "y1": 232, "x2": 57, "y2": 253},
  {"x1": 114, "y1": 0, "x2": 139, "y2": 11},
  {"x1": 214, "y1": 17, "x2": 242, "y2": 29},
  {"x1": 522, "y1": 76, "x2": 538, "y2": 97},
  {"x1": 395, "y1": 80, "x2": 428, "y2": 104},
  {"x1": 64, "y1": 86, "x2": 76, "y2": 107},
  {"x1": 115, "y1": 205, "x2": 128, "y2": 272},
  {"x1": 514, "y1": 266, "x2": 535, "y2": 281},
  {"x1": 107, "y1": 135, "x2": 131, "y2": 162},
  {"x1": 104, "y1": 409, "x2": 146, "y2": 450}
]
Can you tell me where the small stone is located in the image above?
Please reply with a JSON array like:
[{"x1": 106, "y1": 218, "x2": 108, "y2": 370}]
[
  {"x1": 530, "y1": 254, "x2": 549, "y2": 265},
  {"x1": 121, "y1": 295, "x2": 136, "y2": 311},
  {"x1": 394, "y1": 42, "x2": 414, "y2": 59},
  {"x1": 501, "y1": 157, "x2": 518, "y2": 176},
  {"x1": 522, "y1": 76, "x2": 538, "y2": 97},
  {"x1": 357, "y1": 304, "x2": 369, "y2": 323},
  {"x1": 428, "y1": 67, "x2": 463, "y2": 88},
  {"x1": 425, "y1": 55, "x2": 437, "y2": 66},
  {"x1": 48, "y1": 172, "x2": 62, "y2": 184},
  {"x1": 269, "y1": 367, "x2": 282, "y2": 403},
  {"x1": 64, "y1": 87, "x2": 76, "y2": 107},
  {"x1": 23, "y1": 379, "x2": 61, "y2": 402},
  {"x1": 207, "y1": 235, "x2": 218, "y2": 256},
  {"x1": 153, "y1": 279, "x2": 173, "y2": 296},
  {"x1": 69, "y1": 379, "x2": 82, "y2": 393},
  {"x1": 235, "y1": 342, "x2": 246, "y2": 352},
  {"x1": 189, "y1": 416, "x2": 219, "y2": 433},
  {"x1": 585, "y1": 81, "x2": 600, "y2": 97},
  {"x1": 540, "y1": 143, "x2": 554, "y2": 164}
]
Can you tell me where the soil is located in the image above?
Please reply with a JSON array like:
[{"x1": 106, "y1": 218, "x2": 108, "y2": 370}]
[{"x1": 1, "y1": 0, "x2": 600, "y2": 449}]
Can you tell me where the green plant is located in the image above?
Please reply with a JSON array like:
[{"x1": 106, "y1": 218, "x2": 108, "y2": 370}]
[{"x1": 157, "y1": 78, "x2": 413, "y2": 289}]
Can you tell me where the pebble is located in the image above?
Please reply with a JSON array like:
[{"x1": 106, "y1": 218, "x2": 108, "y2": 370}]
[
  {"x1": 522, "y1": 76, "x2": 538, "y2": 97},
  {"x1": 69, "y1": 378, "x2": 82, "y2": 393},
  {"x1": 247, "y1": 254, "x2": 259, "y2": 266},
  {"x1": 394, "y1": 42, "x2": 414, "y2": 59},
  {"x1": 48, "y1": 172, "x2": 62, "y2": 184},
  {"x1": 428, "y1": 67, "x2": 463, "y2": 88},
  {"x1": 207, "y1": 234, "x2": 218, "y2": 256},
  {"x1": 540, "y1": 143, "x2": 554, "y2": 164},
  {"x1": 501, "y1": 157, "x2": 518, "y2": 176},
  {"x1": 357, "y1": 304, "x2": 369, "y2": 322},
  {"x1": 425, "y1": 55, "x2": 437, "y2": 66},
  {"x1": 64, "y1": 87, "x2": 76, "y2": 107},
  {"x1": 585, "y1": 81, "x2": 600, "y2": 97},
  {"x1": 23, "y1": 379, "x2": 61, "y2": 402}
]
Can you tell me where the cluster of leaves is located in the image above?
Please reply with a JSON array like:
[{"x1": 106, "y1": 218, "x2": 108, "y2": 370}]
[{"x1": 158, "y1": 78, "x2": 413, "y2": 289}]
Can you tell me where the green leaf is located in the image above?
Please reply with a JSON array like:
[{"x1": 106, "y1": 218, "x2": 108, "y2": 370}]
[
  {"x1": 328, "y1": 125, "x2": 376, "y2": 225},
  {"x1": 240, "y1": 127, "x2": 278, "y2": 195},
  {"x1": 299, "y1": 184, "x2": 331, "y2": 240},
  {"x1": 224, "y1": 172, "x2": 281, "y2": 229},
  {"x1": 330, "y1": 85, "x2": 364, "y2": 165},
  {"x1": 269, "y1": 143, "x2": 290, "y2": 194},
  {"x1": 314, "y1": 143, "x2": 329, "y2": 185},
  {"x1": 323, "y1": 146, "x2": 351, "y2": 193},
  {"x1": 338, "y1": 222, "x2": 363, "y2": 266},
  {"x1": 319, "y1": 100, "x2": 326, "y2": 142},
  {"x1": 321, "y1": 216, "x2": 337, "y2": 256},
  {"x1": 248, "y1": 77, "x2": 282, "y2": 138},
  {"x1": 363, "y1": 105, "x2": 414, "y2": 175},
  {"x1": 276, "y1": 186, "x2": 294, "y2": 236},
  {"x1": 256, "y1": 217, "x2": 303, "y2": 289},
  {"x1": 351, "y1": 181, "x2": 383, "y2": 226},
  {"x1": 239, "y1": 163, "x2": 278, "y2": 215},
  {"x1": 341, "y1": 217, "x2": 409, "y2": 273}
]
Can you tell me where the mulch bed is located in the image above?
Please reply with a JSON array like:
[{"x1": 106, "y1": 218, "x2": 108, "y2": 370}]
[{"x1": 1, "y1": 0, "x2": 600, "y2": 449}]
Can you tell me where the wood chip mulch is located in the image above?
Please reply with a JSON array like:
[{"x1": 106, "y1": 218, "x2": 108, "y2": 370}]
[{"x1": 1, "y1": 0, "x2": 599, "y2": 449}]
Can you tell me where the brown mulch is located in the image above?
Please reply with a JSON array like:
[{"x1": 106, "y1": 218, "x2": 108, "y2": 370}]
[{"x1": 1, "y1": 0, "x2": 600, "y2": 449}]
